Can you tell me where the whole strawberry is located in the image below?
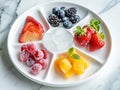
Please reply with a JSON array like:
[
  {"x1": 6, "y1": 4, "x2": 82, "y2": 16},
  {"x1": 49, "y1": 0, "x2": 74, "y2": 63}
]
[
  {"x1": 74, "y1": 26, "x2": 91, "y2": 47},
  {"x1": 89, "y1": 33, "x2": 105, "y2": 51}
]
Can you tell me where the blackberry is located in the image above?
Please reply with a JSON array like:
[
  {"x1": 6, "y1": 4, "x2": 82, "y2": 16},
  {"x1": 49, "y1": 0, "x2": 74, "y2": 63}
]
[
  {"x1": 69, "y1": 15, "x2": 80, "y2": 24},
  {"x1": 48, "y1": 14, "x2": 60, "y2": 27},
  {"x1": 65, "y1": 7, "x2": 77, "y2": 17}
]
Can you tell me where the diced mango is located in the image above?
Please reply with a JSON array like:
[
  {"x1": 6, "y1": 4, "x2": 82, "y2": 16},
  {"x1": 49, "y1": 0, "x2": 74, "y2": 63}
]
[
  {"x1": 59, "y1": 59, "x2": 72, "y2": 73},
  {"x1": 64, "y1": 69, "x2": 74, "y2": 79},
  {"x1": 72, "y1": 60, "x2": 85, "y2": 75}
]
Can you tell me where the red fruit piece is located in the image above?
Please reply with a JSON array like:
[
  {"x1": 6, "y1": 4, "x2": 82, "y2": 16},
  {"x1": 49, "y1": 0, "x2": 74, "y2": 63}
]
[
  {"x1": 82, "y1": 25, "x2": 96, "y2": 34},
  {"x1": 19, "y1": 16, "x2": 44, "y2": 43},
  {"x1": 27, "y1": 44, "x2": 36, "y2": 54},
  {"x1": 89, "y1": 33, "x2": 105, "y2": 51},
  {"x1": 26, "y1": 57, "x2": 35, "y2": 67},
  {"x1": 37, "y1": 59, "x2": 48, "y2": 69},
  {"x1": 41, "y1": 49, "x2": 48, "y2": 59},
  {"x1": 74, "y1": 26, "x2": 91, "y2": 47},
  {"x1": 34, "y1": 50, "x2": 44, "y2": 61},
  {"x1": 30, "y1": 63, "x2": 42, "y2": 75},
  {"x1": 21, "y1": 44, "x2": 27, "y2": 51},
  {"x1": 19, "y1": 50, "x2": 30, "y2": 62}
]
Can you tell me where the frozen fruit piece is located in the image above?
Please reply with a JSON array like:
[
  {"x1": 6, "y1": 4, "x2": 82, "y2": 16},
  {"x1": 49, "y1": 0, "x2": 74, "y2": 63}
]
[
  {"x1": 21, "y1": 44, "x2": 28, "y2": 51},
  {"x1": 74, "y1": 26, "x2": 91, "y2": 47},
  {"x1": 38, "y1": 59, "x2": 48, "y2": 69},
  {"x1": 41, "y1": 49, "x2": 48, "y2": 59},
  {"x1": 59, "y1": 59, "x2": 72, "y2": 73},
  {"x1": 34, "y1": 50, "x2": 44, "y2": 61},
  {"x1": 27, "y1": 43, "x2": 36, "y2": 54},
  {"x1": 26, "y1": 57, "x2": 35, "y2": 67},
  {"x1": 19, "y1": 50, "x2": 30, "y2": 62},
  {"x1": 89, "y1": 33, "x2": 105, "y2": 51},
  {"x1": 30, "y1": 63, "x2": 42, "y2": 75}
]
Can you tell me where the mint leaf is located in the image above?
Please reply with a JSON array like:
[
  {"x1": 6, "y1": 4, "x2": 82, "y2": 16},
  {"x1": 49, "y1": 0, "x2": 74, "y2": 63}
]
[
  {"x1": 68, "y1": 47, "x2": 73, "y2": 55},
  {"x1": 72, "y1": 54, "x2": 80, "y2": 60}
]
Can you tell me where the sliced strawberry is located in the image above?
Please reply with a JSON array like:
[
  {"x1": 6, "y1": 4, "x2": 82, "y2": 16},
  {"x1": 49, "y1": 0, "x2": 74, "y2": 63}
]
[
  {"x1": 19, "y1": 30, "x2": 39, "y2": 43},
  {"x1": 89, "y1": 33, "x2": 105, "y2": 51},
  {"x1": 74, "y1": 26, "x2": 91, "y2": 47},
  {"x1": 19, "y1": 16, "x2": 44, "y2": 43}
]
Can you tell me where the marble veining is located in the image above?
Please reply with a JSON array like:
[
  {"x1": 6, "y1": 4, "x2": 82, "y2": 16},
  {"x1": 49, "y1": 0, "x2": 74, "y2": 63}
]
[
  {"x1": 0, "y1": 0, "x2": 120, "y2": 90},
  {"x1": 0, "y1": 0, "x2": 21, "y2": 33}
]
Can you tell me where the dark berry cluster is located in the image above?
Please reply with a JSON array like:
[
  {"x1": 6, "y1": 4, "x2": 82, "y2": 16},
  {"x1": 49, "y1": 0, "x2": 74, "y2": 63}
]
[{"x1": 48, "y1": 7, "x2": 80, "y2": 29}]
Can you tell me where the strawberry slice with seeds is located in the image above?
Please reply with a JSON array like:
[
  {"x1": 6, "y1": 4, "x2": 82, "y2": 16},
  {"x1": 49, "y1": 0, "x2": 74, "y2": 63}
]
[{"x1": 19, "y1": 16, "x2": 44, "y2": 43}]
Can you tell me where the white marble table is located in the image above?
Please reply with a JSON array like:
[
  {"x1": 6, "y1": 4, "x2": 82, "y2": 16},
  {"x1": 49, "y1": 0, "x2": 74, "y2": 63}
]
[{"x1": 0, "y1": 0, "x2": 120, "y2": 90}]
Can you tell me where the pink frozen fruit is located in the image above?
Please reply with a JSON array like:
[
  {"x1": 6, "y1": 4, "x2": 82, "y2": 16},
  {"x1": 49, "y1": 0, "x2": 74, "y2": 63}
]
[
  {"x1": 41, "y1": 49, "x2": 48, "y2": 59},
  {"x1": 34, "y1": 50, "x2": 44, "y2": 61},
  {"x1": 26, "y1": 57, "x2": 35, "y2": 67},
  {"x1": 19, "y1": 50, "x2": 30, "y2": 62},
  {"x1": 27, "y1": 43, "x2": 36, "y2": 54},
  {"x1": 30, "y1": 63, "x2": 42, "y2": 75},
  {"x1": 38, "y1": 59, "x2": 48, "y2": 69}
]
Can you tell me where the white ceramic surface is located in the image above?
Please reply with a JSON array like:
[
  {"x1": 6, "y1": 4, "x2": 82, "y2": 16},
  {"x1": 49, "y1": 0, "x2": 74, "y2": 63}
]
[{"x1": 7, "y1": 2, "x2": 112, "y2": 87}]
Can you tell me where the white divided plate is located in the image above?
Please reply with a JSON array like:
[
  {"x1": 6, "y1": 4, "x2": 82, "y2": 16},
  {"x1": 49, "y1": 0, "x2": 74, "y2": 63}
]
[{"x1": 7, "y1": 1, "x2": 112, "y2": 87}]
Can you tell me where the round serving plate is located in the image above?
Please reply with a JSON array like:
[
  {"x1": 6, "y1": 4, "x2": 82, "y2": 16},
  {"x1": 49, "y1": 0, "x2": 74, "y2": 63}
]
[{"x1": 7, "y1": 1, "x2": 112, "y2": 87}]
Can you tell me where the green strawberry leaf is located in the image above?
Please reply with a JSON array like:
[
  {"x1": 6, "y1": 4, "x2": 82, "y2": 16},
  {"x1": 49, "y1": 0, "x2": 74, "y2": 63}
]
[
  {"x1": 68, "y1": 47, "x2": 73, "y2": 55},
  {"x1": 72, "y1": 54, "x2": 80, "y2": 60},
  {"x1": 75, "y1": 26, "x2": 85, "y2": 36},
  {"x1": 90, "y1": 19, "x2": 101, "y2": 32}
]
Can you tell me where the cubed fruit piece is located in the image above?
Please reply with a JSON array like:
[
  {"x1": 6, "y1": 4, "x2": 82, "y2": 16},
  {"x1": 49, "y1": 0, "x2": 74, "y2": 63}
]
[
  {"x1": 64, "y1": 69, "x2": 74, "y2": 79},
  {"x1": 59, "y1": 59, "x2": 72, "y2": 73},
  {"x1": 54, "y1": 56, "x2": 65, "y2": 74},
  {"x1": 83, "y1": 60, "x2": 89, "y2": 69},
  {"x1": 72, "y1": 60, "x2": 85, "y2": 75}
]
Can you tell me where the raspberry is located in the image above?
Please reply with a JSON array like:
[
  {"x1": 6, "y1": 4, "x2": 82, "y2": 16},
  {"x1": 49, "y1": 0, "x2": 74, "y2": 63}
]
[
  {"x1": 34, "y1": 50, "x2": 44, "y2": 61},
  {"x1": 38, "y1": 59, "x2": 48, "y2": 69},
  {"x1": 21, "y1": 44, "x2": 27, "y2": 51},
  {"x1": 26, "y1": 57, "x2": 35, "y2": 67},
  {"x1": 30, "y1": 63, "x2": 42, "y2": 75},
  {"x1": 41, "y1": 49, "x2": 48, "y2": 59},
  {"x1": 19, "y1": 50, "x2": 30, "y2": 62},
  {"x1": 27, "y1": 44, "x2": 36, "y2": 54}
]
